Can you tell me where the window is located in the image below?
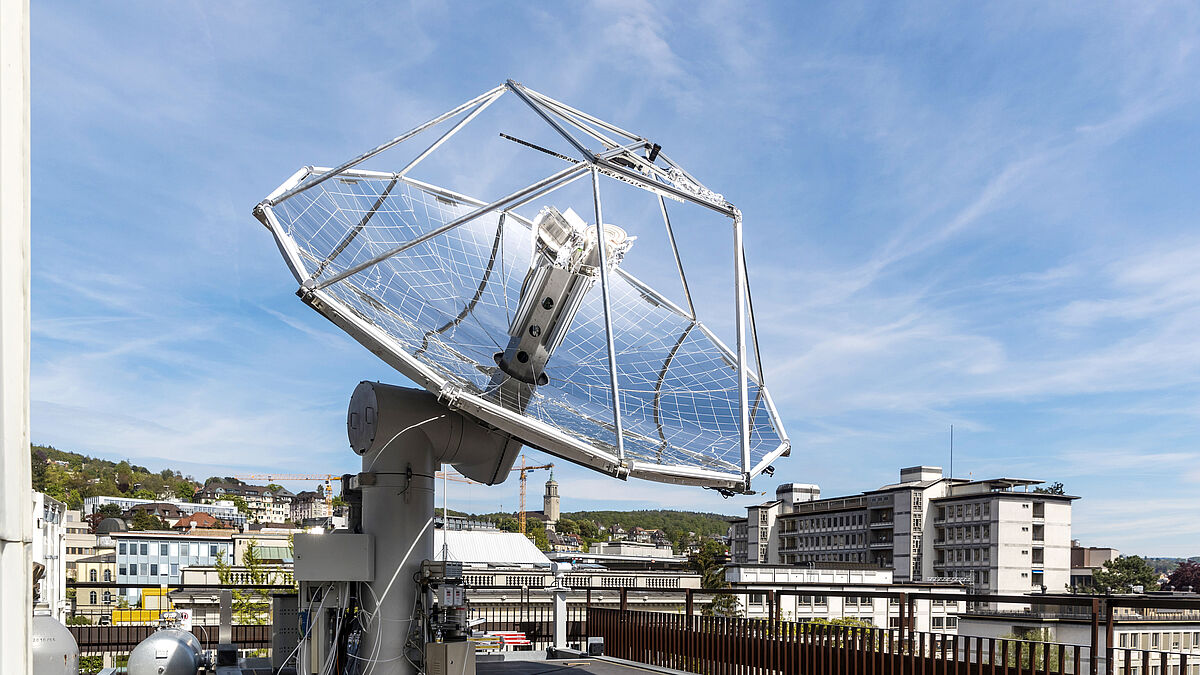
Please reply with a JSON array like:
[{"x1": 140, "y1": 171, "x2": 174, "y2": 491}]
[
  {"x1": 932, "y1": 617, "x2": 944, "y2": 629},
  {"x1": 170, "y1": 563, "x2": 179, "y2": 576},
  {"x1": 945, "y1": 617, "x2": 958, "y2": 629},
  {"x1": 140, "y1": 543, "x2": 148, "y2": 555},
  {"x1": 119, "y1": 566, "x2": 126, "y2": 576},
  {"x1": 140, "y1": 564, "x2": 147, "y2": 575},
  {"x1": 210, "y1": 544, "x2": 218, "y2": 557},
  {"x1": 150, "y1": 564, "x2": 158, "y2": 576},
  {"x1": 103, "y1": 570, "x2": 111, "y2": 582},
  {"x1": 103, "y1": 591, "x2": 112, "y2": 604},
  {"x1": 89, "y1": 591, "x2": 97, "y2": 604},
  {"x1": 119, "y1": 542, "x2": 126, "y2": 555}
]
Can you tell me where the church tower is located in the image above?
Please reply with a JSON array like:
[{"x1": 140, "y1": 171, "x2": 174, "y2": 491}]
[{"x1": 543, "y1": 471, "x2": 560, "y2": 524}]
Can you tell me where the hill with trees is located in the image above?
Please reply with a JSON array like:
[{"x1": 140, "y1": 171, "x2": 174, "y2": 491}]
[{"x1": 30, "y1": 444, "x2": 200, "y2": 511}]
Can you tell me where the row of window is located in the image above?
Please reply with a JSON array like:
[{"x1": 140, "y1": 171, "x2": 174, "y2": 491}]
[
  {"x1": 66, "y1": 546, "x2": 94, "y2": 555},
  {"x1": 930, "y1": 617, "x2": 959, "y2": 629},
  {"x1": 1117, "y1": 631, "x2": 1200, "y2": 651},
  {"x1": 782, "y1": 533, "x2": 868, "y2": 549},
  {"x1": 118, "y1": 541, "x2": 229, "y2": 558},
  {"x1": 936, "y1": 502, "x2": 991, "y2": 521},
  {"x1": 936, "y1": 547, "x2": 990, "y2": 565},
  {"x1": 935, "y1": 525, "x2": 991, "y2": 543},
  {"x1": 86, "y1": 569, "x2": 112, "y2": 582},
  {"x1": 791, "y1": 513, "x2": 867, "y2": 531},
  {"x1": 933, "y1": 568, "x2": 991, "y2": 585},
  {"x1": 783, "y1": 552, "x2": 868, "y2": 564},
  {"x1": 119, "y1": 562, "x2": 180, "y2": 578}
]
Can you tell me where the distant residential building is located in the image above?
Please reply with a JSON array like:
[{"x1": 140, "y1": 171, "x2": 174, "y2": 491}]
[
  {"x1": 123, "y1": 502, "x2": 185, "y2": 522},
  {"x1": 1070, "y1": 540, "x2": 1120, "y2": 589},
  {"x1": 290, "y1": 490, "x2": 330, "y2": 522},
  {"x1": 63, "y1": 509, "x2": 103, "y2": 580},
  {"x1": 73, "y1": 552, "x2": 117, "y2": 617},
  {"x1": 195, "y1": 482, "x2": 293, "y2": 523},
  {"x1": 731, "y1": 466, "x2": 1076, "y2": 596},
  {"x1": 84, "y1": 495, "x2": 244, "y2": 527},
  {"x1": 548, "y1": 530, "x2": 583, "y2": 552},
  {"x1": 173, "y1": 512, "x2": 226, "y2": 530}
]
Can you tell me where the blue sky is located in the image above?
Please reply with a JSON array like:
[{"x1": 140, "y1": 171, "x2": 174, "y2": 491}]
[{"x1": 30, "y1": 2, "x2": 1200, "y2": 556}]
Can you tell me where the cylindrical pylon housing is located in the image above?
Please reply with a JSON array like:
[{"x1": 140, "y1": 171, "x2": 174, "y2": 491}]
[{"x1": 348, "y1": 382, "x2": 519, "y2": 675}]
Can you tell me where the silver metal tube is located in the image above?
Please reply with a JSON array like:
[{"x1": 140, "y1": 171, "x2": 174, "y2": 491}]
[
  {"x1": 523, "y1": 86, "x2": 644, "y2": 143},
  {"x1": 507, "y1": 79, "x2": 595, "y2": 161},
  {"x1": 396, "y1": 87, "x2": 504, "y2": 178},
  {"x1": 658, "y1": 195, "x2": 696, "y2": 319},
  {"x1": 596, "y1": 156, "x2": 737, "y2": 217},
  {"x1": 269, "y1": 84, "x2": 507, "y2": 206},
  {"x1": 309, "y1": 163, "x2": 589, "y2": 291},
  {"x1": 591, "y1": 168, "x2": 626, "y2": 462},
  {"x1": 733, "y1": 213, "x2": 751, "y2": 481}
]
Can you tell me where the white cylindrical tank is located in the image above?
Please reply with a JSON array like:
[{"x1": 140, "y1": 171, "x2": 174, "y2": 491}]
[
  {"x1": 127, "y1": 628, "x2": 205, "y2": 675},
  {"x1": 32, "y1": 606, "x2": 80, "y2": 675}
]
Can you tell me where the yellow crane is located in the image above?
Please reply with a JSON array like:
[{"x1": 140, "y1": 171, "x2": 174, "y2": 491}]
[
  {"x1": 231, "y1": 473, "x2": 337, "y2": 510},
  {"x1": 435, "y1": 455, "x2": 553, "y2": 535}
]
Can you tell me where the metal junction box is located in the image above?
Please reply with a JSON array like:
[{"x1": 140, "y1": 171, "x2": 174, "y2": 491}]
[
  {"x1": 294, "y1": 533, "x2": 374, "y2": 581},
  {"x1": 426, "y1": 641, "x2": 474, "y2": 675}
]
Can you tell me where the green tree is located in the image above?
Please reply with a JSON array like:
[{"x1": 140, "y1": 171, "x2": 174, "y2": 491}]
[
  {"x1": 30, "y1": 448, "x2": 48, "y2": 491},
  {"x1": 1033, "y1": 482, "x2": 1066, "y2": 495},
  {"x1": 215, "y1": 540, "x2": 277, "y2": 625},
  {"x1": 556, "y1": 518, "x2": 578, "y2": 535},
  {"x1": 230, "y1": 496, "x2": 251, "y2": 516},
  {"x1": 1091, "y1": 556, "x2": 1160, "y2": 593},
  {"x1": 266, "y1": 483, "x2": 283, "y2": 492},
  {"x1": 578, "y1": 520, "x2": 599, "y2": 539},
  {"x1": 130, "y1": 510, "x2": 166, "y2": 531},
  {"x1": 690, "y1": 539, "x2": 728, "y2": 589},
  {"x1": 97, "y1": 503, "x2": 123, "y2": 519},
  {"x1": 1001, "y1": 629, "x2": 1059, "y2": 669}
]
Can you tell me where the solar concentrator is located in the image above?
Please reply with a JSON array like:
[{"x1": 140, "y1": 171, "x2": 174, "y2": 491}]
[{"x1": 254, "y1": 80, "x2": 789, "y2": 493}]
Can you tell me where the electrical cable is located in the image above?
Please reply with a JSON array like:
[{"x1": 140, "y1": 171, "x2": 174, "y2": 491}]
[{"x1": 275, "y1": 583, "x2": 333, "y2": 675}]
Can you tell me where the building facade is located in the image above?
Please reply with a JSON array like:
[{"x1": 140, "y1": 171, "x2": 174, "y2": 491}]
[
  {"x1": 84, "y1": 495, "x2": 245, "y2": 527},
  {"x1": 732, "y1": 467, "x2": 1075, "y2": 596},
  {"x1": 195, "y1": 482, "x2": 293, "y2": 523},
  {"x1": 111, "y1": 531, "x2": 235, "y2": 597},
  {"x1": 290, "y1": 490, "x2": 330, "y2": 522}
]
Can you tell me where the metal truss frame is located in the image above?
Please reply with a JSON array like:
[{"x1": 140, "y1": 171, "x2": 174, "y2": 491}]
[{"x1": 255, "y1": 80, "x2": 791, "y2": 492}]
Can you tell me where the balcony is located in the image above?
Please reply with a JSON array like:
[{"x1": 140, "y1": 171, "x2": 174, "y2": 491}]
[{"x1": 869, "y1": 540, "x2": 893, "y2": 549}]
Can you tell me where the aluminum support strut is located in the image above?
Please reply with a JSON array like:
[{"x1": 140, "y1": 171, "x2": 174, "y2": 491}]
[{"x1": 591, "y1": 169, "x2": 626, "y2": 462}]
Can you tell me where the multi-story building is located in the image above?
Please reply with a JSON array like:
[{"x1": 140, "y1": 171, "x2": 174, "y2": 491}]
[
  {"x1": 83, "y1": 495, "x2": 245, "y2": 527},
  {"x1": 1070, "y1": 540, "x2": 1119, "y2": 589},
  {"x1": 63, "y1": 509, "x2": 103, "y2": 580},
  {"x1": 195, "y1": 482, "x2": 293, "y2": 523},
  {"x1": 290, "y1": 490, "x2": 330, "y2": 522},
  {"x1": 729, "y1": 483, "x2": 821, "y2": 564},
  {"x1": 111, "y1": 531, "x2": 235, "y2": 598},
  {"x1": 733, "y1": 467, "x2": 1076, "y2": 596}
]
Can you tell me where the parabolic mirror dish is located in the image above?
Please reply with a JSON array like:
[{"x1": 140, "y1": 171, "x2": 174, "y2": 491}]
[{"x1": 254, "y1": 81, "x2": 789, "y2": 491}]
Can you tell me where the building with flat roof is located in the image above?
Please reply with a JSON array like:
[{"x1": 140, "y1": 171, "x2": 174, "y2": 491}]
[
  {"x1": 84, "y1": 494, "x2": 245, "y2": 527},
  {"x1": 1070, "y1": 540, "x2": 1120, "y2": 590},
  {"x1": 111, "y1": 530, "x2": 235, "y2": 598},
  {"x1": 732, "y1": 466, "x2": 1076, "y2": 596}
]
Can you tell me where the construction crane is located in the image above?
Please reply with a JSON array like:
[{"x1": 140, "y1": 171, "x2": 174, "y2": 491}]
[
  {"x1": 232, "y1": 473, "x2": 337, "y2": 509},
  {"x1": 435, "y1": 455, "x2": 553, "y2": 535}
]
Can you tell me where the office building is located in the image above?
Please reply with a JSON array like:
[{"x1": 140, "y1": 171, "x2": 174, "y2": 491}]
[
  {"x1": 111, "y1": 531, "x2": 234, "y2": 597},
  {"x1": 731, "y1": 467, "x2": 1075, "y2": 595}
]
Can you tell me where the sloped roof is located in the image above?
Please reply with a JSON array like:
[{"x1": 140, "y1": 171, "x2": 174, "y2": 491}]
[{"x1": 432, "y1": 530, "x2": 549, "y2": 565}]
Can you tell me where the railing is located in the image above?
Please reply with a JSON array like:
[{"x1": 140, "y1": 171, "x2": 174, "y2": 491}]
[{"x1": 589, "y1": 607, "x2": 1093, "y2": 675}]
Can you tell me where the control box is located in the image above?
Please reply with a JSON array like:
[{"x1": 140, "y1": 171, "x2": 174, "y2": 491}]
[{"x1": 294, "y1": 533, "x2": 374, "y2": 581}]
